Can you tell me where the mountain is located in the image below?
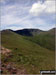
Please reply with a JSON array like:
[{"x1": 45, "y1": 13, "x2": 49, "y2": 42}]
[
  {"x1": 1, "y1": 29, "x2": 55, "y2": 74},
  {"x1": 14, "y1": 29, "x2": 43, "y2": 36},
  {"x1": 1, "y1": 28, "x2": 55, "y2": 50},
  {"x1": 24, "y1": 28, "x2": 55, "y2": 50}
]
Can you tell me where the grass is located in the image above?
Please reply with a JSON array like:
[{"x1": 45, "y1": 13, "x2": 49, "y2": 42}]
[
  {"x1": 1, "y1": 30, "x2": 55, "y2": 74},
  {"x1": 24, "y1": 29, "x2": 55, "y2": 50}
]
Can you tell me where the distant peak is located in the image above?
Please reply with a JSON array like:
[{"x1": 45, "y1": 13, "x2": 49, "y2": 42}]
[{"x1": 1, "y1": 29, "x2": 13, "y2": 32}]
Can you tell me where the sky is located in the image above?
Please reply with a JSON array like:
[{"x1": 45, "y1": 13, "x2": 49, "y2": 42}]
[{"x1": 0, "y1": 0, "x2": 56, "y2": 31}]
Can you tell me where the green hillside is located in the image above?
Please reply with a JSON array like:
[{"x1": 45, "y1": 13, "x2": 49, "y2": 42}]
[
  {"x1": 24, "y1": 28, "x2": 55, "y2": 50},
  {"x1": 1, "y1": 30, "x2": 55, "y2": 74}
]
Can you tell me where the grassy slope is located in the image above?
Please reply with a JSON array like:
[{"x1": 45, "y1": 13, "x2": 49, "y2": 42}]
[
  {"x1": 24, "y1": 28, "x2": 55, "y2": 50},
  {"x1": 1, "y1": 30, "x2": 55, "y2": 74}
]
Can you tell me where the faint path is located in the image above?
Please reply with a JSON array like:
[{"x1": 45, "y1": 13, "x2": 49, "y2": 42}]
[
  {"x1": 0, "y1": 46, "x2": 11, "y2": 55},
  {"x1": 0, "y1": 46, "x2": 27, "y2": 74}
]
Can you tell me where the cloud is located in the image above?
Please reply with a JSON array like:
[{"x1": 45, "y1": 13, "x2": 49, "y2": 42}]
[
  {"x1": 0, "y1": 0, "x2": 8, "y2": 4},
  {"x1": 29, "y1": 0, "x2": 55, "y2": 16},
  {"x1": 6, "y1": 26, "x2": 23, "y2": 30},
  {"x1": 1, "y1": 14, "x2": 21, "y2": 26},
  {"x1": 1, "y1": 0, "x2": 55, "y2": 31},
  {"x1": 1, "y1": 2, "x2": 30, "y2": 26},
  {"x1": 0, "y1": 0, "x2": 5, "y2": 3}
]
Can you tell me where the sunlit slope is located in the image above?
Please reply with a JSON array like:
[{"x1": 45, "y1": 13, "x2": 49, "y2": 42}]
[
  {"x1": 24, "y1": 28, "x2": 55, "y2": 50},
  {"x1": 1, "y1": 30, "x2": 55, "y2": 74}
]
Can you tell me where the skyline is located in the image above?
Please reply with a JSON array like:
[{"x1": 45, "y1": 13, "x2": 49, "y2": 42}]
[{"x1": 0, "y1": 0, "x2": 56, "y2": 30}]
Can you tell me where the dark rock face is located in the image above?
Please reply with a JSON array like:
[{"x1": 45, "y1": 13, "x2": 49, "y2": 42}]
[
  {"x1": 14, "y1": 29, "x2": 43, "y2": 36},
  {"x1": 14, "y1": 29, "x2": 33, "y2": 36}
]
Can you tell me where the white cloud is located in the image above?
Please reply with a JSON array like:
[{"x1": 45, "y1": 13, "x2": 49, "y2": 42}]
[
  {"x1": 0, "y1": 0, "x2": 5, "y2": 2},
  {"x1": 45, "y1": 0, "x2": 55, "y2": 13},
  {"x1": 0, "y1": 0, "x2": 7, "y2": 4},
  {"x1": 1, "y1": 3, "x2": 30, "y2": 26},
  {"x1": 1, "y1": 0, "x2": 55, "y2": 30},
  {"x1": 6, "y1": 26, "x2": 23, "y2": 30},
  {"x1": 29, "y1": 0, "x2": 55, "y2": 16},
  {"x1": 1, "y1": 14, "x2": 21, "y2": 26}
]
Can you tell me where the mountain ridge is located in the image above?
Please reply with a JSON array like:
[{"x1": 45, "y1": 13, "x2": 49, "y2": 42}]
[{"x1": 1, "y1": 28, "x2": 55, "y2": 36}]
